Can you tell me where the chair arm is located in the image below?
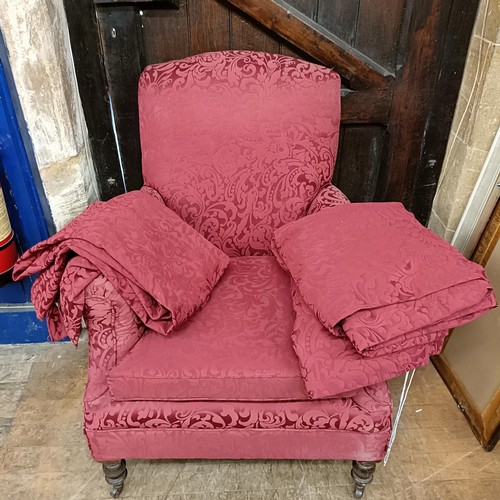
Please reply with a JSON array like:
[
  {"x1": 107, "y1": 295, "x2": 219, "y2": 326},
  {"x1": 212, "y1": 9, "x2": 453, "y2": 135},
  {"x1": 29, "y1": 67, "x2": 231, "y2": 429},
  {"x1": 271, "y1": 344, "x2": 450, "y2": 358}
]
[
  {"x1": 307, "y1": 184, "x2": 350, "y2": 214},
  {"x1": 84, "y1": 274, "x2": 145, "y2": 401}
]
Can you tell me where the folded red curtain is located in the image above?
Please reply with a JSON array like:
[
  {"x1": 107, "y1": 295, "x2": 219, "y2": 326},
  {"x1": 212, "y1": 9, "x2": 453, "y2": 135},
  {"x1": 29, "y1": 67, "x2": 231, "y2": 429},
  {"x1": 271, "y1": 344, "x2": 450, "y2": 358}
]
[
  {"x1": 291, "y1": 282, "x2": 446, "y2": 398},
  {"x1": 272, "y1": 202, "x2": 496, "y2": 397},
  {"x1": 13, "y1": 190, "x2": 229, "y2": 345}
]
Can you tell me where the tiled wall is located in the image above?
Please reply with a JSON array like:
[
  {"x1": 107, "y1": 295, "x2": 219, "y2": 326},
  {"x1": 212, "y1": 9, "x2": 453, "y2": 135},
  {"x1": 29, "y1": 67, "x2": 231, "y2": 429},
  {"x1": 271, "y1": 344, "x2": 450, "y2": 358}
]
[{"x1": 428, "y1": 0, "x2": 500, "y2": 241}]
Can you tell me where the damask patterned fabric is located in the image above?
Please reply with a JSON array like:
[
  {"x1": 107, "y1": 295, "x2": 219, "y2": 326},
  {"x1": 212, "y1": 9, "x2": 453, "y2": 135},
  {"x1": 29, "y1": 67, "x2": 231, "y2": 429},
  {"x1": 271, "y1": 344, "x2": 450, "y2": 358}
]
[
  {"x1": 84, "y1": 274, "x2": 146, "y2": 402},
  {"x1": 83, "y1": 386, "x2": 392, "y2": 461},
  {"x1": 83, "y1": 265, "x2": 392, "y2": 462},
  {"x1": 82, "y1": 261, "x2": 391, "y2": 461},
  {"x1": 139, "y1": 51, "x2": 341, "y2": 256},
  {"x1": 272, "y1": 202, "x2": 496, "y2": 359},
  {"x1": 107, "y1": 257, "x2": 307, "y2": 401},
  {"x1": 291, "y1": 283, "x2": 444, "y2": 399},
  {"x1": 13, "y1": 190, "x2": 229, "y2": 344},
  {"x1": 86, "y1": 386, "x2": 391, "y2": 432},
  {"x1": 87, "y1": 426, "x2": 391, "y2": 462},
  {"x1": 307, "y1": 184, "x2": 350, "y2": 214}
]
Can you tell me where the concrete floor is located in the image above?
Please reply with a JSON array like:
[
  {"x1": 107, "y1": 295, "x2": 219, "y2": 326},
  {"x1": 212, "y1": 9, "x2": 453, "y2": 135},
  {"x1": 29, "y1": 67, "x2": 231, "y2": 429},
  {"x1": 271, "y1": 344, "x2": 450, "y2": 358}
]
[{"x1": 0, "y1": 341, "x2": 499, "y2": 499}]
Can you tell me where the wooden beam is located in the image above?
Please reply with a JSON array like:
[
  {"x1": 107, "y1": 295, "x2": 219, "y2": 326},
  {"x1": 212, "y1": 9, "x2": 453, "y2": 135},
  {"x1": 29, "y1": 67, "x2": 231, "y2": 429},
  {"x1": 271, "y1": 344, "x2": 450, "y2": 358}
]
[
  {"x1": 410, "y1": 0, "x2": 482, "y2": 223},
  {"x1": 224, "y1": 0, "x2": 394, "y2": 90},
  {"x1": 94, "y1": 0, "x2": 179, "y2": 6},
  {"x1": 341, "y1": 91, "x2": 392, "y2": 125},
  {"x1": 375, "y1": 0, "x2": 448, "y2": 206},
  {"x1": 376, "y1": 0, "x2": 480, "y2": 224}
]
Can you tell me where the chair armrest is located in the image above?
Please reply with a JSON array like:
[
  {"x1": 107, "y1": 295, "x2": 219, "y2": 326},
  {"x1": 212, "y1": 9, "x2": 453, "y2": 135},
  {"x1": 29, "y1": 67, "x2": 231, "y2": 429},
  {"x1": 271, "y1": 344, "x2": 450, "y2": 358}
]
[
  {"x1": 84, "y1": 274, "x2": 145, "y2": 401},
  {"x1": 307, "y1": 184, "x2": 350, "y2": 214}
]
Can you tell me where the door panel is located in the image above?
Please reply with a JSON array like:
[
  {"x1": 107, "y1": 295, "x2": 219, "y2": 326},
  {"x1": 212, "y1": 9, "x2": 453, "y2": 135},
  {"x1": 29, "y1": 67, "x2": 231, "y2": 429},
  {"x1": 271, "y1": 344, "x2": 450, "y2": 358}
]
[
  {"x1": 334, "y1": 126, "x2": 386, "y2": 203},
  {"x1": 97, "y1": 5, "x2": 145, "y2": 192},
  {"x1": 64, "y1": 0, "x2": 479, "y2": 226},
  {"x1": 354, "y1": 0, "x2": 406, "y2": 72},
  {"x1": 317, "y1": 1, "x2": 359, "y2": 45},
  {"x1": 142, "y1": 7, "x2": 191, "y2": 63},
  {"x1": 230, "y1": 11, "x2": 281, "y2": 54}
]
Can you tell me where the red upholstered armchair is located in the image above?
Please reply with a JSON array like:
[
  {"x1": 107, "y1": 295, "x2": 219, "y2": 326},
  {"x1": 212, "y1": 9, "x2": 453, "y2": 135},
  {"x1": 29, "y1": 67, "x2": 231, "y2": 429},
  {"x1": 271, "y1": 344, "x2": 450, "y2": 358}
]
[{"x1": 82, "y1": 51, "x2": 391, "y2": 498}]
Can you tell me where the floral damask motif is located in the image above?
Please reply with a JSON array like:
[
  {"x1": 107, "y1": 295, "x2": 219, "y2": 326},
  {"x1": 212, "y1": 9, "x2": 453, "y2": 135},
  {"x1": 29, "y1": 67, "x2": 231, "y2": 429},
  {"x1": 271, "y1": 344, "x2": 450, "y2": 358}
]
[
  {"x1": 140, "y1": 51, "x2": 338, "y2": 92},
  {"x1": 84, "y1": 386, "x2": 391, "y2": 434},
  {"x1": 139, "y1": 51, "x2": 341, "y2": 256},
  {"x1": 273, "y1": 202, "x2": 496, "y2": 360},
  {"x1": 13, "y1": 190, "x2": 229, "y2": 343},
  {"x1": 14, "y1": 52, "x2": 399, "y2": 465},
  {"x1": 86, "y1": 426, "x2": 391, "y2": 462},
  {"x1": 80, "y1": 263, "x2": 392, "y2": 462},
  {"x1": 140, "y1": 185, "x2": 164, "y2": 202},
  {"x1": 79, "y1": 191, "x2": 393, "y2": 461},
  {"x1": 107, "y1": 257, "x2": 308, "y2": 402},
  {"x1": 84, "y1": 274, "x2": 145, "y2": 402},
  {"x1": 291, "y1": 283, "x2": 445, "y2": 399},
  {"x1": 342, "y1": 279, "x2": 495, "y2": 357},
  {"x1": 307, "y1": 184, "x2": 350, "y2": 214}
]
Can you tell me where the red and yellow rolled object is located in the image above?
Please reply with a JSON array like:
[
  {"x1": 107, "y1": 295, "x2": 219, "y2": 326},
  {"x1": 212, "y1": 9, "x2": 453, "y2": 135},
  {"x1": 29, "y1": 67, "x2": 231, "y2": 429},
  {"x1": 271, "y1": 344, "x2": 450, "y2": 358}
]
[{"x1": 0, "y1": 183, "x2": 17, "y2": 286}]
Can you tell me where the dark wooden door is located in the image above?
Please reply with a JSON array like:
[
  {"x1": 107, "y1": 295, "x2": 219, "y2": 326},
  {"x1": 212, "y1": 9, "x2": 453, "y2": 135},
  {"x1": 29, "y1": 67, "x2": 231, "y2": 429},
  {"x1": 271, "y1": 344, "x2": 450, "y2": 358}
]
[{"x1": 64, "y1": 0, "x2": 479, "y2": 224}]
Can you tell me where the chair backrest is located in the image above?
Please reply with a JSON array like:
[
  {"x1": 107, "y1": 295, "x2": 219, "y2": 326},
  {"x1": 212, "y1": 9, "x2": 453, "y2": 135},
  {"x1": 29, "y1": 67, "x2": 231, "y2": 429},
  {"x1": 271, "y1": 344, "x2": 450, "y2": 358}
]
[{"x1": 139, "y1": 51, "x2": 340, "y2": 256}]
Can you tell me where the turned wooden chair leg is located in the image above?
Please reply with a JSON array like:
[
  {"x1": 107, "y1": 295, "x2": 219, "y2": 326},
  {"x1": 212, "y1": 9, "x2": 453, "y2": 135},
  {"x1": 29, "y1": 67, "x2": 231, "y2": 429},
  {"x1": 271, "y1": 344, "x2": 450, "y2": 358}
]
[
  {"x1": 351, "y1": 460, "x2": 377, "y2": 498},
  {"x1": 102, "y1": 459, "x2": 127, "y2": 498}
]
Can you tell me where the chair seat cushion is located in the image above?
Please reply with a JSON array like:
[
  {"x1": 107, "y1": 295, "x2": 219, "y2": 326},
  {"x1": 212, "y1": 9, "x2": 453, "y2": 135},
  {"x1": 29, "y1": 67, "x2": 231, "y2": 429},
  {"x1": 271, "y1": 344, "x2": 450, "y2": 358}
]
[{"x1": 107, "y1": 256, "x2": 308, "y2": 402}]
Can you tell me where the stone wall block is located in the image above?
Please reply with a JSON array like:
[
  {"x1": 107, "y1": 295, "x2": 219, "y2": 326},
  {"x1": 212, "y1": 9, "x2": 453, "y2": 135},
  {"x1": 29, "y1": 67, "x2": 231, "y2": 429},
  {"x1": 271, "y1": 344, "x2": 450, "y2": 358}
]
[{"x1": 0, "y1": 0, "x2": 99, "y2": 230}]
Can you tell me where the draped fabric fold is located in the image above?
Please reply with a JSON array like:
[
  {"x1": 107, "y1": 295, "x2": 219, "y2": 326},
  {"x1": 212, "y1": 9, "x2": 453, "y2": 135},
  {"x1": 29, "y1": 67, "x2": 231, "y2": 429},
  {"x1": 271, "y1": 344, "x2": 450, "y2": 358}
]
[
  {"x1": 290, "y1": 281, "x2": 446, "y2": 399},
  {"x1": 12, "y1": 190, "x2": 229, "y2": 345},
  {"x1": 272, "y1": 202, "x2": 496, "y2": 398}
]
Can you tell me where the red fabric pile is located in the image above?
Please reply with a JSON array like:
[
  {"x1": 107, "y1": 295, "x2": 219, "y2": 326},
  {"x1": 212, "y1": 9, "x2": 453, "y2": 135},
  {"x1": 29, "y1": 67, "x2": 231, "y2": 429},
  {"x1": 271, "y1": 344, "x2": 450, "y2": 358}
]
[
  {"x1": 272, "y1": 202, "x2": 496, "y2": 397},
  {"x1": 13, "y1": 190, "x2": 229, "y2": 344},
  {"x1": 14, "y1": 196, "x2": 495, "y2": 397}
]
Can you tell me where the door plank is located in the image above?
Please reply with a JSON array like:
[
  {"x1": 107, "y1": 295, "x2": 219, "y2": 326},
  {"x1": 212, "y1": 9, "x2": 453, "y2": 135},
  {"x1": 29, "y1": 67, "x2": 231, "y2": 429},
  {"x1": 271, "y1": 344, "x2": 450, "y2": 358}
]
[
  {"x1": 63, "y1": 0, "x2": 124, "y2": 199},
  {"x1": 375, "y1": 0, "x2": 452, "y2": 206},
  {"x1": 230, "y1": 11, "x2": 281, "y2": 52},
  {"x1": 96, "y1": 5, "x2": 144, "y2": 191},
  {"x1": 284, "y1": 0, "x2": 318, "y2": 20},
  {"x1": 142, "y1": 1, "x2": 190, "y2": 64},
  {"x1": 317, "y1": 0, "x2": 359, "y2": 46},
  {"x1": 189, "y1": 0, "x2": 231, "y2": 53},
  {"x1": 355, "y1": 0, "x2": 406, "y2": 71},
  {"x1": 334, "y1": 126, "x2": 386, "y2": 201},
  {"x1": 411, "y1": 0, "x2": 481, "y2": 223},
  {"x1": 225, "y1": 0, "x2": 394, "y2": 90}
]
